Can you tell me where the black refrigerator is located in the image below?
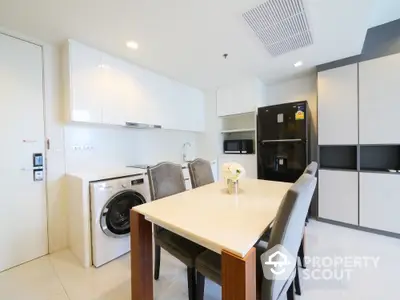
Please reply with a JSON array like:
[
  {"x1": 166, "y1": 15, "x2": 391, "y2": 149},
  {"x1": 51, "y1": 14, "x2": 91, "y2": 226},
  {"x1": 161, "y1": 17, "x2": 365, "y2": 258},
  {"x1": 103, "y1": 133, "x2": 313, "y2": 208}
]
[{"x1": 257, "y1": 101, "x2": 309, "y2": 183}]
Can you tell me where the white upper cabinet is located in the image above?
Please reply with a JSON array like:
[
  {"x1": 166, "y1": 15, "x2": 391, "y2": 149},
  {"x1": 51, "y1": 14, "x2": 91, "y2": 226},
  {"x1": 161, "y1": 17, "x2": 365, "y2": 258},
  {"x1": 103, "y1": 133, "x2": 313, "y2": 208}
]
[
  {"x1": 101, "y1": 53, "x2": 134, "y2": 126},
  {"x1": 66, "y1": 41, "x2": 103, "y2": 123},
  {"x1": 317, "y1": 64, "x2": 358, "y2": 145},
  {"x1": 359, "y1": 53, "x2": 400, "y2": 144},
  {"x1": 217, "y1": 78, "x2": 266, "y2": 116},
  {"x1": 64, "y1": 40, "x2": 205, "y2": 132}
]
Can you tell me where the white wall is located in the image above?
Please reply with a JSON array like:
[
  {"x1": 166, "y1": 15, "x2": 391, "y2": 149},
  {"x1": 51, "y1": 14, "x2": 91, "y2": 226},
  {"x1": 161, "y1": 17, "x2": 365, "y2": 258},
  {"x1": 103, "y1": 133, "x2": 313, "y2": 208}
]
[
  {"x1": 64, "y1": 123, "x2": 200, "y2": 173},
  {"x1": 197, "y1": 89, "x2": 221, "y2": 161},
  {"x1": 43, "y1": 45, "x2": 68, "y2": 253}
]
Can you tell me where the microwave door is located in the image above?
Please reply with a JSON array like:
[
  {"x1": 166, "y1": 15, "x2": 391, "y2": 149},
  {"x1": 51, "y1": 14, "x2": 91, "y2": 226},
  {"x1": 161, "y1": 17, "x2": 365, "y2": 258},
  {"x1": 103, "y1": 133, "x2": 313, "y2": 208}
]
[{"x1": 224, "y1": 140, "x2": 241, "y2": 154}]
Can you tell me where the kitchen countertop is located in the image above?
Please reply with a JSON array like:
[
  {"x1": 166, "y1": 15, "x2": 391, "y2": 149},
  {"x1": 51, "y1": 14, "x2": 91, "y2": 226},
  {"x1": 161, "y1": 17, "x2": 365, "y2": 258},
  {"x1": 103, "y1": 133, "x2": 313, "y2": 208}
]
[{"x1": 66, "y1": 167, "x2": 146, "y2": 182}]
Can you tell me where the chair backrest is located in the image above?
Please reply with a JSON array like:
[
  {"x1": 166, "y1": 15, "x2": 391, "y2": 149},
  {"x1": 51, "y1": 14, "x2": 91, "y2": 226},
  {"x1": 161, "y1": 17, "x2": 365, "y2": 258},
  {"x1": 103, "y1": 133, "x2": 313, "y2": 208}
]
[
  {"x1": 304, "y1": 161, "x2": 318, "y2": 177},
  {"x1": 187, "y1": 158, "x2": 214, "y2": 188},
  {"x1": 261, "y1": 173, "x2": 317, "y2": 300},
  {"x1": 147, "y1": 162, "x2": 186, "y2": 201}
]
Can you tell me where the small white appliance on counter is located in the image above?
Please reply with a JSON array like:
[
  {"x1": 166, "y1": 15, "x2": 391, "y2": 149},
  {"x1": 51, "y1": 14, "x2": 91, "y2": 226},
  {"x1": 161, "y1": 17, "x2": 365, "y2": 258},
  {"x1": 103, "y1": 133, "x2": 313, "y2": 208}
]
[{"x1": 90, "y1": 174, "x2": 150, "y2": 267}]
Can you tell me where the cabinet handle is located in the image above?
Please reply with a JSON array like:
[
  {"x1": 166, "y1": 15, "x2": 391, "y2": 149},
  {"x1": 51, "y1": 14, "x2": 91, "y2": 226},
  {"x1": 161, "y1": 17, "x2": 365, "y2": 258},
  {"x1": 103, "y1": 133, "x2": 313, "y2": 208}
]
[{"x1": 261, "y1": 139, "x2": 303, "y2": 143}]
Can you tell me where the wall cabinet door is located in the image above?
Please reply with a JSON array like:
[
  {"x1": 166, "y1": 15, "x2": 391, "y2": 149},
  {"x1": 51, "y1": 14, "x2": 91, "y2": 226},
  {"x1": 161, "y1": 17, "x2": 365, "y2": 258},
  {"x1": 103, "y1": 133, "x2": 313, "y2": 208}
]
[
  {"x1": 318, "y1": 64, "x2": 358, "y2": 145},
  {"x1": 217, "y1": 79, "x2": 264, "y2": 117},
  {"x1": 101, "y1": 53, "x2": 133, "y2": 126},
  {"x1": 318, "y1": 170, "x2": 358, "y2": 225},
  {"x1": 66, "y1": 40, "x2": 204, "y2": 132},
  {"x1": 360, "y1": 172, "x2": 400, "y2": 234},
  {"x1": 68, "y1": 41, "x2": 103, "y2": 123},
  {"x1": 359, "y1": 53, "x2": 400, "y2": 144}
]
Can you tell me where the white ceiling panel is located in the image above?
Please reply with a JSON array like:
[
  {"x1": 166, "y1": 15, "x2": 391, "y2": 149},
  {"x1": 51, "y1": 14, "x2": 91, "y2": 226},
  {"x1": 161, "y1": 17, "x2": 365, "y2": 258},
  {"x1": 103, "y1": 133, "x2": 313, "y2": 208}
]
[{"x1": 0, "y1": 0, "x2": 399, "y2": 88}]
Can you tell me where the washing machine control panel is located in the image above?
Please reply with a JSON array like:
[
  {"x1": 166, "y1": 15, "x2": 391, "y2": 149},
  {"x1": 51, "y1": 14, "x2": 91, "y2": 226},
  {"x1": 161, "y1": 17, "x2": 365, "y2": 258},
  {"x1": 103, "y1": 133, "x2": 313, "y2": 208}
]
[{"x1": 131, "y1": 178, "x2": 144, "y2": 186}]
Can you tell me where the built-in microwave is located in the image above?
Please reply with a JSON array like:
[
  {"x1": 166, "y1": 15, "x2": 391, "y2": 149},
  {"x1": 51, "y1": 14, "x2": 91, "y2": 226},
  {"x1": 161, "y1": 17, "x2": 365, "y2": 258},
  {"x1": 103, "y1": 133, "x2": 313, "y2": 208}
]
[{"x1": 223, "y1": 139, "x2": 254, "y2": 154}]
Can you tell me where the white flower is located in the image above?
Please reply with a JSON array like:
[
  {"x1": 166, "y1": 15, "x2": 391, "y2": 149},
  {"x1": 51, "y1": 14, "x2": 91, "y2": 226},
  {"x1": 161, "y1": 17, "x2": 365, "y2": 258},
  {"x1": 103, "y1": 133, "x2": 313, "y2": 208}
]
[{"x1": 222, "y1": 162, "x2": 245, "y2": 182}]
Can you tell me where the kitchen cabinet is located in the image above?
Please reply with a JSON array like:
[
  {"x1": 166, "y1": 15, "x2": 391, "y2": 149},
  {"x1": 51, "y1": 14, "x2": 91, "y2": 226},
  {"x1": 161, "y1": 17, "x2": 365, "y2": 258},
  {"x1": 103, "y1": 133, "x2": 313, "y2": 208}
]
[
  {"x1": 360, "y1": 172, "x2": 400, "y2": 234},
  {"x1": 64, "y1": 40, "x2": 205, "y2": 132},
  {"x1": 101, "y1": 53, "x2": 134, "y2": 126},
  {"x1": 217, "y1": 78, "x2": 266, "y2": 117},
  {"x1": 65, "y1": 41, "x2": 103, "y2": 123},
  {"x1": 318, "y1": 170, "x2": 358, "y2": 225},
  {"x1": 359, "y1": 53, "x2": 400, "y2": 144},
  {"x1": 318, "y1": 64, "x2": 358, "y2": 145},
  {"x1": 218, "y1": 154, "x2": 257, "y2": 180}
]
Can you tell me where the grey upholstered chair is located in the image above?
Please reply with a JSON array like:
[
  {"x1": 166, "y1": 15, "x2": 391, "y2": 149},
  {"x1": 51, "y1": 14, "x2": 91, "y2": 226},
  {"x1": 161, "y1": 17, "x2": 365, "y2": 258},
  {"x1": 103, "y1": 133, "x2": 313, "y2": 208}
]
[
  {"x1": 147, "y1": 162, "x2": 206, "y2": 300},
  {"x1": 194, "y1": 174, "x2": 317, "y2": 300},
  {"x1": 187, "y1": 158, "x2": 214, "y2": 188},
  {"x1": 262, "y1": 161, "x2": 318, "y2": 295},
  {"x1": 304, "y1": 161, "x2": 318, "y2": 177}
]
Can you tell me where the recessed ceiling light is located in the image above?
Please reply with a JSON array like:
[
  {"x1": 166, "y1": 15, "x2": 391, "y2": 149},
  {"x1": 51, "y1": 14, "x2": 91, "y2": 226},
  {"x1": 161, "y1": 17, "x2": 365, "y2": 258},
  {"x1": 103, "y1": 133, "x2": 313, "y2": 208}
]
[
  {"x1": 98, "y1": 64, "x2": 110, "y2": 69},
  {"x1": 126, "y1": 40, "x2": 139, "y2": 50},
  {"x1": 294, "y1": 61, "x2": 303, "y2": 67}
]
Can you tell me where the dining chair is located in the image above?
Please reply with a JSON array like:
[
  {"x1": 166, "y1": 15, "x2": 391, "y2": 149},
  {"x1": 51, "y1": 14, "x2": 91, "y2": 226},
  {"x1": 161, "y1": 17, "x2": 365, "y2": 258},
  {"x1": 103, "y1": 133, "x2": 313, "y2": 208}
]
[
  {"x1": 304, "y1": 161, "x2": 318, "y2": 177},
  {"x1": 258, "y1": 161, "x2": 319, "y2": 296},
  {"x1": 147, "y1": 162, "x2": 206, "y2": 300},
  {"x1": 187, "y1": 158, "x2": 214, "y2": 188},
  {"x1": 194, "y1": 173, "x2": 317, "y2": 300}
]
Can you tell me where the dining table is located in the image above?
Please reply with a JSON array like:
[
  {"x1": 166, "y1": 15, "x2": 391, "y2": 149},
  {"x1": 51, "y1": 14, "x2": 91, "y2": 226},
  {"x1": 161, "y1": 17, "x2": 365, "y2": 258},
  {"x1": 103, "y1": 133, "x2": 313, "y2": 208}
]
[{"x1": 130, "y1": 178, "x2": 293, "y2": 300}]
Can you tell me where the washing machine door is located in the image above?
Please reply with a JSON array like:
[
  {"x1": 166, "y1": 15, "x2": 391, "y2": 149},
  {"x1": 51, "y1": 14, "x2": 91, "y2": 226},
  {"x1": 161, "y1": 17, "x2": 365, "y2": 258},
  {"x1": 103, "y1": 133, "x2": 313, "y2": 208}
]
[{"x1": 100, "y1": 190, "x2": 145, "y2": 237}]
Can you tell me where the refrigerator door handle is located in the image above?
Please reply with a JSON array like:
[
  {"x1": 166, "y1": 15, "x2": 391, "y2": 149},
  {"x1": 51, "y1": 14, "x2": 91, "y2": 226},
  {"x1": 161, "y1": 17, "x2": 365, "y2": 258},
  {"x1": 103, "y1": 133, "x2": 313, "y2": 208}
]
[{"x1": 261, "y1": 139, "x2": 303, "y2": 143}]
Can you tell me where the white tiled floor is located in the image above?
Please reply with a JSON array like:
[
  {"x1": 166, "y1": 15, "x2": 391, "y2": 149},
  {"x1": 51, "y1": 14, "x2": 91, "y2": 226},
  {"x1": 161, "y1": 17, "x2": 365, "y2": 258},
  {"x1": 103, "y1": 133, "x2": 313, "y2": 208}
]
[{"x1": 1, "y1": 220, "x2": 400, "y2": 300}]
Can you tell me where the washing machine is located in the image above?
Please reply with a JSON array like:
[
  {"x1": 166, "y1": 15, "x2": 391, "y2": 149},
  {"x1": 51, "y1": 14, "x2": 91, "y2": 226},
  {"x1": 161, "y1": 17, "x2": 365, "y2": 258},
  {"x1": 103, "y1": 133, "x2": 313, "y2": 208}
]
[{"x1": 90, "y1": 173, "x2": 150, "y2": 267}]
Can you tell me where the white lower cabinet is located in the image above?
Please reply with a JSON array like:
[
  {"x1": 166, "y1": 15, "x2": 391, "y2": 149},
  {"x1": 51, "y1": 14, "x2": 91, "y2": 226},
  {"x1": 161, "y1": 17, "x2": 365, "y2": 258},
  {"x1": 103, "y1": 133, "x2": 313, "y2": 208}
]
[
  {"x1": 360, "y1": 173, "x2": 400, "y2": 234},
  {"x1": 318, "y1": 170, "x2": 358, "y2": 225}
]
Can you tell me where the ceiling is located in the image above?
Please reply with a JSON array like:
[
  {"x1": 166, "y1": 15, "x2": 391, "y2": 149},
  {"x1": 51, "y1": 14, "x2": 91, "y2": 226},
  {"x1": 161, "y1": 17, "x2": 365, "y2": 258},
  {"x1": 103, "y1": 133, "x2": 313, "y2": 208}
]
[{"x1": 0, "y1": 0, "x2": 399, "y2": 89}]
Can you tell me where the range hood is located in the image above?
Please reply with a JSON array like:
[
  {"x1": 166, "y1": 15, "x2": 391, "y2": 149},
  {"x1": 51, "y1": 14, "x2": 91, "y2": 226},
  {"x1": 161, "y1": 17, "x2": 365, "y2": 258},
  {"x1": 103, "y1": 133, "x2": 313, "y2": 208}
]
[{"x1": 125, "y1": 122, "x2": 162, "y2": 129}]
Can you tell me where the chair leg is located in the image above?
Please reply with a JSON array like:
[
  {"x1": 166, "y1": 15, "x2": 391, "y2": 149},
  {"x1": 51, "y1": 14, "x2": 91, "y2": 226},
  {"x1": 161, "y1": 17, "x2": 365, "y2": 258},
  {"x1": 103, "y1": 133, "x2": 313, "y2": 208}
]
[
  {"x1": 154, "y1": 244, "x2": 161, "y2": 280},
  {"x1": 298, "y1": 236, "x2": 306, "y2": 269},
  {"x1": 286, "y1": 281, "x2": 295, "y2": 300},
  {"x1": 187, "y1": 267, "x2": 196, "y2": 300},
  {"x1": 196, "y1": 271, "x2": 205, "y2": 300},
  {"x1": 294, "y1": 262, "x2": 301, "y2": 296}
]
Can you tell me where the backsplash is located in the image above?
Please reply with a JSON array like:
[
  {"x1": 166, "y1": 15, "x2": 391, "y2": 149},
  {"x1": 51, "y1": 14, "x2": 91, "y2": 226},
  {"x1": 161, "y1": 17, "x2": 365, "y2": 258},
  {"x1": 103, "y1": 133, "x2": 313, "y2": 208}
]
[{"x1": 64, "y1": 123, "x2": 200, "y2": 172}]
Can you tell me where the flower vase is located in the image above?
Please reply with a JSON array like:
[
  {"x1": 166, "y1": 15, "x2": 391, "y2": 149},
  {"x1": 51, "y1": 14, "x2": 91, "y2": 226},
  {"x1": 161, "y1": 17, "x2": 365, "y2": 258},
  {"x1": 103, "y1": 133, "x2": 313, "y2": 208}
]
[{"x1": 227, "y1": 179, "x2": 239, "y2": 194}]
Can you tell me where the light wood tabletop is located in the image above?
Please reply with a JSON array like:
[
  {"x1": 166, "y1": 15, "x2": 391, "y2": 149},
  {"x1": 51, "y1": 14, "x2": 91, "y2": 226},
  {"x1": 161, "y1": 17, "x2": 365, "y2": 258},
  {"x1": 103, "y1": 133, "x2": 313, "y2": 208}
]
[
  {"x1": 133, "y1": 179, "x2": 292, "y2": 257},
  {"x1": 130, "y1": 179, "x2": 292, "y2": 300}
]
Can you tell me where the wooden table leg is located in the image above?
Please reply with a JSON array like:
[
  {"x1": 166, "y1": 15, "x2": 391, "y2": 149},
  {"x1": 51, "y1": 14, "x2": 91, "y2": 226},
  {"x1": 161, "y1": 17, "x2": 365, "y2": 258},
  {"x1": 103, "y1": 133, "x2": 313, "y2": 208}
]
[
  {"x1": 221, "y1": 247, "x2": 256, "y2": 300},
  {"x1": 130, "y1": 210, "x2": 153, "y2": 300}
]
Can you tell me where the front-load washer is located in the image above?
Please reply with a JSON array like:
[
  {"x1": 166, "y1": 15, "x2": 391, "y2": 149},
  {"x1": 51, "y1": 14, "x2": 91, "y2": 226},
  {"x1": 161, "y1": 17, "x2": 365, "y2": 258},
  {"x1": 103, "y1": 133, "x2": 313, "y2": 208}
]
[{"x1": 90, "y1": 173, "x2": 150, "y2": 267}]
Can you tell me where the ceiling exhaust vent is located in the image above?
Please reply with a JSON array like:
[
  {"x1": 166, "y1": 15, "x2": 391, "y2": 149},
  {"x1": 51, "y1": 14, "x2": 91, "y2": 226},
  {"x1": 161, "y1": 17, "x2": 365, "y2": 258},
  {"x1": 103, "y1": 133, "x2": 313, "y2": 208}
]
[{"x1": 243, "y1": 0, "x2": 313, "y2": 56}]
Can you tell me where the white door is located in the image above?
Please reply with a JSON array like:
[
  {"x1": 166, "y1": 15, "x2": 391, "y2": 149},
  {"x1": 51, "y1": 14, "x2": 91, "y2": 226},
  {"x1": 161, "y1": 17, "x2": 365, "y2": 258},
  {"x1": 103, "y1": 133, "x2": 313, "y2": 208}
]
[{"x1": 0, "y1": 34, "x2": 48, "y2": 272}]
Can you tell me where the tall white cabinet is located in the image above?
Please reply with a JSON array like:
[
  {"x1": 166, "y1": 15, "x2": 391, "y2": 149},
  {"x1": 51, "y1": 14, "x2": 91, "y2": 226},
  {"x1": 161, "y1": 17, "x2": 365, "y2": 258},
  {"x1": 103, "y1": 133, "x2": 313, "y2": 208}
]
[
  {"x1": 318, "y1": 52, "x2": 400, "y2": 235},
  {"x1": 317, "y1": 64, "x2": 359, "y2": 225},
  {"x1": 318, "y1": 64, "x2": 358, "y2": 145},
  {"x1": 359, "y1": 54, "x2": 400, "y2": 144}
]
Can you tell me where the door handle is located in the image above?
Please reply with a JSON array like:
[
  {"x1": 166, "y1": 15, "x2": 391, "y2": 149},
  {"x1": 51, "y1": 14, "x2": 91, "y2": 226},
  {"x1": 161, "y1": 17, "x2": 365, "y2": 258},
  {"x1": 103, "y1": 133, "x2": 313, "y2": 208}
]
[{"x1": 20, "y1": 167, "x2": 42, "y2": 171}]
